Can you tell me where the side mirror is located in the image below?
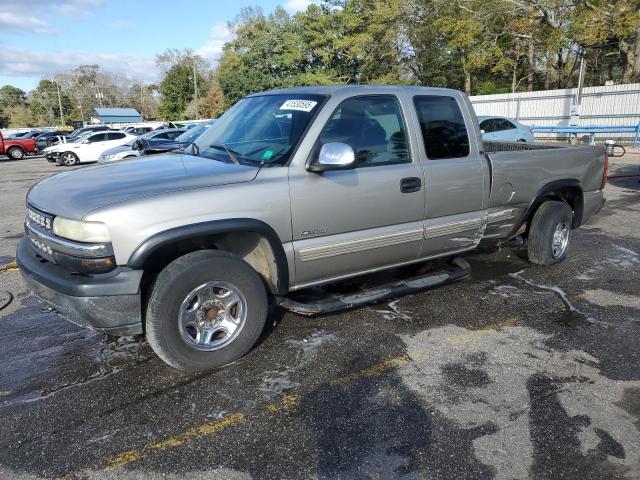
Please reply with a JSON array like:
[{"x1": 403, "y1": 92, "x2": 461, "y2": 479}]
[
  {"x1": 308, "y1": 142, "x2": 356, "y2": 173},
  {"x1": 480, "y1": 129, "x2": 486, "y2": 134},
  {"x1": 132, "y1": 139, "x2": 147, "y2": 151},
  {"x1": 81, "y1": 139, "x2": 89, "y2": 144}
]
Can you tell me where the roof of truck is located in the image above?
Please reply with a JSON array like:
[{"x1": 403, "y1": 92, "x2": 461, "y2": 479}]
[{"x1": 251, "y1": 85, "x2": 465, "y2": 97}]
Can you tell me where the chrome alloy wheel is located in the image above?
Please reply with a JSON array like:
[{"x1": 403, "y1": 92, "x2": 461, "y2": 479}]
[
  {"x1": 551, "y1": 219, "x2": 570, "y2": 258},
  {"x1": 178, "y1": 281, "x2": 247, "y2": 351},
  {"x1": 61, "y1": 153, "x2": 77, "y2": 166}
]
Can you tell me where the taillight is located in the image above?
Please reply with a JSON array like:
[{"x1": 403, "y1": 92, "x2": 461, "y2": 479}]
[{"x1": 600, "y1": 153, "x2": 609, "y2": 190}]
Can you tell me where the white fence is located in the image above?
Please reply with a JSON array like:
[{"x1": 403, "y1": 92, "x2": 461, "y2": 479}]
[{"x1": 470, "y1": 83, "x2": 640, "y2": 143}]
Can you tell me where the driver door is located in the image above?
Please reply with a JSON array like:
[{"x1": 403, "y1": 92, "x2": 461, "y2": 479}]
[{"x1": 289, "y1": 94, "x2": 426, "y2": 288}]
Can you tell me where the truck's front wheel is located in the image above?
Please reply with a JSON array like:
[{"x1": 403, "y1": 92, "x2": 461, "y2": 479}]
[
  {"x1": 527, "y1": 201, "x2": 573, "y2": 265},
  {"x1": 145, "y1": 250, "x2": 268, "y2": 372}
]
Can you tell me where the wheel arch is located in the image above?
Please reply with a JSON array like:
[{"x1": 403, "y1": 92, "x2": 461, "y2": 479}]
[
  {"x1": 7, "y1": 145, "x2": 25, "y2": 156},
  {"x1": 512, "y1": 179, "x2": 584, "y2": 236},
  {"x1": 128, "y1": 219, "x2": 289, "y2": 296}
]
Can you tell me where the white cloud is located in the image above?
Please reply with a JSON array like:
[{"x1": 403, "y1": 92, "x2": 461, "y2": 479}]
[
  {"x1": 195, "y1": 21, "x2": 233, "y2": 63},
  {"x1": 110, "y1": 19, "x2": 134, "y2": 31},
  {"x1": 0, "y1": 44, "x2": 159, "y2": 86},
  {"x1": 0, "y1": 0, "x2": 106, "y2": 20},
  {"x1": 0, "y1": 12, "x2": 58, "y2": 34},
  {"x1": 284, "y1": 0, "x2": 313, "y2": 13},
  {"x1": 55, "y1": 0, "x2": 106, "y2": 19}
]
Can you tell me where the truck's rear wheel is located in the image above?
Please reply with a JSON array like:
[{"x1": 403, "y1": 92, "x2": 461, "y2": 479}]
[
  {"x1": 7, "y1": 147, "x2": 24, "y2": 160},
  {"x1": 527, "y1": 201, "x2": 573, "y2": 265},
  {"x1": 145, "y1": 250, "x2": 268, "y2": 372}
]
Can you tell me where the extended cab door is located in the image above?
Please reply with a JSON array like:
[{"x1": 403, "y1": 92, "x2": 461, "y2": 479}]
[
  {"x1": 411, "y1": 94, "x2": 489, "y2": 257},
  {"x1": 288, "y1": 94, "x2": 426, "y2": 289}
]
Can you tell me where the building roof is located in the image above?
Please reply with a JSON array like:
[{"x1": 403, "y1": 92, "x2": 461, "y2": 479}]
[{"x1": 93, "y1": 108, "x2": 142, "y2": 123}]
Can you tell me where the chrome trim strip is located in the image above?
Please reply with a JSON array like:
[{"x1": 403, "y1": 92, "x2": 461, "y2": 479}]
[
  {"x1": 423, "y1": 218, "x2": 483, "y2": 239},
  {"x1": 298, "y1": 228, "x2": 423, "y2": 262},
  {"x1": 487, "y1": 208, "x2": 519, "y2": 223},
  {"x1": 25, "y1": 221, "x2": 114, "y2": 258}
]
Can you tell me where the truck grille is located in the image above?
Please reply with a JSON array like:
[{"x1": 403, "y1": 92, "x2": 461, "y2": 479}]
[{"x1": 27, "y1": 206, "x2": 53, "y2": 232}]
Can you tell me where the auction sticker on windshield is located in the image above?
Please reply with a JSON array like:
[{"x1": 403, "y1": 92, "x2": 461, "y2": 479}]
[{"x1": 280, "y1": 100, "x2": 318, "y2": 112}]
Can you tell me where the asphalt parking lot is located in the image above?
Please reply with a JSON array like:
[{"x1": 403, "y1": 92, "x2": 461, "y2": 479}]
[{"x1": 0, "y1": 154, "x2": 639, "y2": 480}]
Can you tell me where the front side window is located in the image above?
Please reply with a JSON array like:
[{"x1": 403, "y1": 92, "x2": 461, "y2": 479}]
[
  {"x1": 87, "y1": 133, "x2": 107, "y2": 143},
  {"x1": 479, "y1": 119, "x2": 494, "y2": 133},
  {"x1": 494, "y1": 118, "x2": 516, "y2": 131},
  {"x1": 107, "y1": 132, "x2": 125, "y2": 140},
  {"x1": 194, "y1": 94, "x2": 325, "y2": 165},
  {"x1": 317, "y1": 95, "x2": 410, "y2": 166},
  {"x1": 414, "y1": 96, "x2": 470, "y2": 160}
]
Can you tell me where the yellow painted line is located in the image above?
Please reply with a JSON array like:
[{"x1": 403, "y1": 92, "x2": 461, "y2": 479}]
[
  {"x1": 265, "y1": 393, "x2": 301, "y2": 413},
  {"x1": 330, "y1": 355, "x2": 410, "y2": 386},
  {"x1": 56, "y1": 413, "x2": 246, "y2": 480},
  {"x1": 447, "y1": 318, "x2": 520, "y2": 345},
  {"x1": 57, "y1": 352, "x2": 421, "y2": 478},
  {"x1": 0, "y1": 262, "x2": 18, "y2": 273}
]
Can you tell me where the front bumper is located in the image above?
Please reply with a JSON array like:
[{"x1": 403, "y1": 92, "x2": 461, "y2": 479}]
[{"x1": 17, "y1": 237, "x2": 144, "y2": 335}]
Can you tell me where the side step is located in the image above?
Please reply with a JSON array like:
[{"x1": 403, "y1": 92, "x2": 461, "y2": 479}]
[{"x1": 276, "y1": 257, "x2": 471, "y2": 316}]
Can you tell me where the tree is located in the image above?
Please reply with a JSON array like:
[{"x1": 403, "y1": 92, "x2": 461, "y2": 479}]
[
  {"x1": 198, "y1": 85, "x2": 226, "y2": 118},
  {"x1": 158, "y1": 63, "x2": 207, "y2": 119},
  {"x1": 0, "y1": 85, "x2": 27, "y2": 109}
]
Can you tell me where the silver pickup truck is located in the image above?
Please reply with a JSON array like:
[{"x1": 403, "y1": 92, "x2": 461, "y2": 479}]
[{"x1": 17, "y1": 86, "x2": 607, "y2": 371}]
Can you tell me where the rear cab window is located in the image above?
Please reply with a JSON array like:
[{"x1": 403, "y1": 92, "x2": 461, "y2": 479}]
[{"x1": 413, "y1": 95, "x2": 470, "y2": 160}]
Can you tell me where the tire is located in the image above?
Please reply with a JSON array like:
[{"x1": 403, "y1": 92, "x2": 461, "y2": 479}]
[
  {"x1": 527, "y1": 201, "x2": 573, "y2": 265},
  {"x1": 60, "y1": 152, "x2": 78, "y2": 166},
  {"x1": 7, "y1": 147, "x2": 24, "y2": 160},
  {"x1": 146, "y1": 250, "x2": 268, "y2": 372}
]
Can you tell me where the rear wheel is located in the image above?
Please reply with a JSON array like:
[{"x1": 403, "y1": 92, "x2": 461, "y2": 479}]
[
  {"x1": 7, "y1": 147, "x2": 24, "y2": 160},
  {"x1": 145, "y1": 250, "x2": 268, "y2": 372},
  {"x1": 60, "y1": 152, "x2": 78, "y2": 166},
  {"x1": 527, "y1": 201, "x2": 573, "y2": 265}
]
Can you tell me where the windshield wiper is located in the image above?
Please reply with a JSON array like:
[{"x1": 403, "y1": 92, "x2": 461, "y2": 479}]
[
  {"x1": 209, "y1": 144, "x2": 241, "y2": 164},
  {"x1": 174, "y1": 141, "x2": 200, "y2": 156}
]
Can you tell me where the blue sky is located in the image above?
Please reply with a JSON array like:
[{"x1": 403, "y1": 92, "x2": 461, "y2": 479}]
[{"x1": 0, "y1": 0, "x2": 312, "y2": 91}]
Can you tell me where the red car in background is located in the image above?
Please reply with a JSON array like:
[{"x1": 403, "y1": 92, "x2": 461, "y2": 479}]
[{"x1": 0, "y1": 131, "x2": 37, "y2": 159}]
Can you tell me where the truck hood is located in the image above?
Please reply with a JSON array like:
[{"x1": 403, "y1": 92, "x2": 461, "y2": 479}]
[{"x1": 28, "y1": 154, "x2": 260, "y2": 219}]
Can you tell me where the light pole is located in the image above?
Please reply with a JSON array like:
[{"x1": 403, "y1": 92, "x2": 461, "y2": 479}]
[
  {"x1": 193, "y1": 59, "x2": 199, "y2": 120},
  {"x1": 56, "y1": 83, "x2": 64, "y2": 126}
]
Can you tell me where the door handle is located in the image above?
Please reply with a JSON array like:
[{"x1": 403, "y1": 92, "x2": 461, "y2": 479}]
[{"x1": 400, "y1": 177, "x2": 421, "y2": 193}]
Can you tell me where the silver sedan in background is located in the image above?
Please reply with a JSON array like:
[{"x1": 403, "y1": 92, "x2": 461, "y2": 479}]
[{"x1": 98, "y1": 128, "x2": 186, "y2": 163}]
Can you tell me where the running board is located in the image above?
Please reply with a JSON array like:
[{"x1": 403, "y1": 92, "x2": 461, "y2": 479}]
[{"x1": 276, "y1": 257, "x2": 471, "y2": 316}]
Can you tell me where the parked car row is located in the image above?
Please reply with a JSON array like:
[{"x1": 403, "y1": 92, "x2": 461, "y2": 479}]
[{"x1": 45, "y1": 120, "x2": 216, "y2": 166}]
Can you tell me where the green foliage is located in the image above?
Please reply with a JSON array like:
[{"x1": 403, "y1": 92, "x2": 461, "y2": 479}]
[{"x1": 158, "y1": 63, "x2": 207, "y2": 120}]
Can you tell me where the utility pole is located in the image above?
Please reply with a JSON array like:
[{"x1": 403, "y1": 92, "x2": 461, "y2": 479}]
[
  {"x1": 95, "y1": 85, "x2": 104, "y2": 107},
  {"x1": 140, "y1": 82, "x2": 145, "y2": 119},
  {"x1": 56, "y1": 83, "x2": 64, "y2": 126},
  {"x1": 570, "y1": 48, "x2": 586, "y2": 126},
  {"x1": 193, "y1": 59, "x2": 199, "y2": 120}
]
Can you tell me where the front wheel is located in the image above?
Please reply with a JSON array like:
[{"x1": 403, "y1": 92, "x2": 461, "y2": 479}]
[
  {"x1": 59, "y1": 152, "x2": 79, "y2": 166},
  {"x1": 145, "y1": 250, "x2": 268, "y2": 372},
  {"x1": 527, "y1": 201, "x2": 573, "y2": 265}
]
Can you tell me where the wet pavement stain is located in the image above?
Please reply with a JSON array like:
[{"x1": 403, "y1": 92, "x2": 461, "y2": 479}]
[{"x1": 527, "y1": 374, "x2": 630, "y2": 480}]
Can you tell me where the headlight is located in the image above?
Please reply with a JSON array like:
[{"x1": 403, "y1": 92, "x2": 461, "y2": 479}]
[{"x1": 52, "y1": 217, "x2": 111, "y2": 243}]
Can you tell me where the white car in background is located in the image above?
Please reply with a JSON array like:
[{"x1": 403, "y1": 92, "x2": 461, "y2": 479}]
[
  {"x1": 44, "y1": 131, "x2": 137, "y2": 166},
  {"x1": 98, "y1": 128, "x2": 186, "y2": 163}
]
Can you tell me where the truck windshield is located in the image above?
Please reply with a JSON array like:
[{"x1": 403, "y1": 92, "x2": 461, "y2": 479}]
[{"x1": 193, "y1": 94, "x2": 325, "y2": 165}]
